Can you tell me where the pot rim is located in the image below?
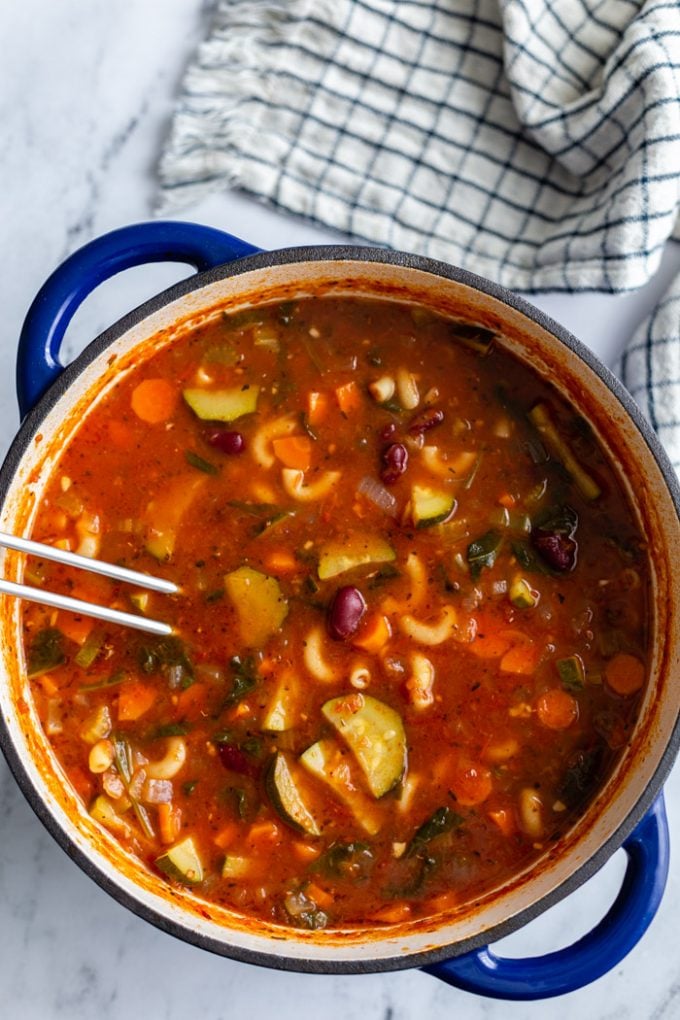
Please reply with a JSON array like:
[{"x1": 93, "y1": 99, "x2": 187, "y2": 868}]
[{"x1": 1, "y1": 242, "x2": 679, "y2": 974}]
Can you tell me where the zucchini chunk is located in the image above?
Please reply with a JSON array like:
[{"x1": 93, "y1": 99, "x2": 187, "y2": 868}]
[
  {"x1": 318, "y1": 534, "x2": 396, "y2": 580},
  {"x1": 144, "y1": 474, "x2": 206, "y2": 560},
  {"x1": 183, "y1": 385, "x2": 259, "y2": 422},
  {"x1": 300, "y1": 739, "x2": 382, "y2": 835},
  {"x1": 408, "y1": 485, "x2": 456, "y2": 528},
  {"x1": 222, "y1": 855, "x2": 252, "y2": 879},
  {"x1": 321, "y1": 694, "x2": 407, "y2": 798},
  {"x1": 224, "y1": 566, "x2": 288, "y2": 648},
  {"x1": 266, "y1": 752, "x2": 322, "y2": 836},
  {"x1": 156, "y1": 836, "x2": 204, "y2": 885}
]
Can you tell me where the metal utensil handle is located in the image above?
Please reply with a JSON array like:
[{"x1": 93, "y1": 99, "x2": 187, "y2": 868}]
[
  {"x1": 424, "y1": 793, "x2": 669, "y2": 1000},
  {"x1": 17, "y1": 221, "x2": 260, "y2": 417}
]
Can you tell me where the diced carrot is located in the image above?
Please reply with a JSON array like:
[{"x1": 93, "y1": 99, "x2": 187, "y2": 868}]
[
  {"x1": 488, "y1": 807, "x2": 516, "y2": 837},
  {"x1": 497, "y1": 492, "x2": 517, "y2": 509},
  {"x1": 469, "y1": 613, "x2": 513, "y2": 659},
  {"x1": 292, "y1": 841, "x2": 321, "y2": 862},
  {"x1": 107, "y1": 419, "x2": 135, "y2": 449},
  {"x1": 500, "y1": 641, "x2": 539, "y2": 675},
  {"x1": 264, "y1": 549, "x2": 300, "y2": 574},
  {"x1": 38, "y1": 674, "x2": 60, "y2": 697},
  {"x1": 449, "y1": 761, "x2": 493, "y2": 806},
  {"x1": 370, "y1": 903, "x2": 412, "y2": 924},
  {"x1": 158, "y1": 803, "x2": 181, "y2": 845},
  {"x1": 352, "y1": 612, "x2": 392, "y2": 654},
  {"x1": 247, "y1": 820, "x2": 281, "y2": 844},
  {"x1": 130, "y1": 378, "x2": 178, "y2": 424},
  {"x1": 118, "y1": 682, "x2": 157, "y2": 722},
  {"x1": 214, "y1": 821, "x2": 239, "y2": 850},
  {"x1": 305, "y1": 882, "x2": 335, "y2": 910},
  {"x1": 536, "y1": 688, "x2": 579, "y2": 729},
  {"x1": 604, "y1": 652, "x2": 645, "y2": 696},
  {"x1": 175, "y1": 682, "x2": 208, "y2": 721},
  {"x1": 57, "y1": 611, "x2": 94, "y2": 646},
  {"x1": 308, "y1": 391, "x2": 328, "y2": 425},
  {"x1": 272, "y1": 435, "x2": 312, "y2": 471},
  {"x1": 228, "y1": 701, "x2": 252, "y2": 721},
  {"x1": 335, "y1": 381, "x2": 362, "y2": 414}
]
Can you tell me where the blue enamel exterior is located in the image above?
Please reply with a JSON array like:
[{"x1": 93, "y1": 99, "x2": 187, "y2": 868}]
[
  {"x1": 425, "y1": 794, "x2": 669, "y2": 999},
  {"x1": 16, "y1": 221, "x2": 259, "y2": 417},
  {"x1": 13, "y1": 221, "x2": 671, "y2": 999}
]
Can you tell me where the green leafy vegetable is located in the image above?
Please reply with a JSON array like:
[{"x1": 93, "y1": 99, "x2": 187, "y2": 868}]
[
  {"x1": 406, "y1": 806, "x2": 463, "y2": 857},
  {"x1": 26, "y1": 627, "x2": 65, "y2": 678},
  {"x1": 313, "y1": 841, "x2": 374, "y2": 879},
  {"x1": 224, "y1": 655, "x2": 259, "y2": 706},
  {"x1": 466, "y1": 529, "x2": 503, "y2": 580}
]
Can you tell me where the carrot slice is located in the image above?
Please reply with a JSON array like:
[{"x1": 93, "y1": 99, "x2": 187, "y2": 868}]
[
  {"x1": 450, "y1": 761, "x2": 493, "y2": 806},
  {"x1": 370, "y1": 903, "x2": 412, "y2": 924},
  {"x1": 272, "y1": 435, "x2": 312, "y2": 471},
  {"x1": 536, "y1": 688, "x2": 578, "y2": 730},
  {"x1": 175, "y1": 682, "x2": 208, "y2": 720},
  {"x1": 352, "y1": 613, "x2": 392, "y2": 654},
  {"x1": 118, "y1": 682, "x2": 157, "y2": 722},
  {"x1": 305, "y1": 882, "x2": 334, "y2": 910},
  {"x1": 264, "y1": 550, "x2": 300, "y2": 574},
  {"x1": 130, "y1": 378, "x2": 178, "y2": 424},
  {"x1": 335, "y1": 381, "x2": 362, "y2": 414},
  {"x1": 107, "y1": 419, "x2": 135, "y2": 448},
  {"x1": 214, "y1": 822, "x2": 239, "y2": 850},
  {"x1": 500, "y1": 640, "x2": 539, "y2": 675},
  {"x1": 604, "y1": 653, "x2": 645, "y2": 696}
]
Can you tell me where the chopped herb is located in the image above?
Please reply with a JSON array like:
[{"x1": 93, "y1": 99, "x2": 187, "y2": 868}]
[
  {"x1": 560, "y1": 749, "x2": 601, "y2": 808},
  {"x1": 381, "y1": 398, "x2": 402, "y2": 414},
  {"x1": 368, "y1": 564, "x2": 401, "y2": 588},
  {"x1": 231, "y1": 787, "x2": 250, "y2": 820},
  {"x1": 113, "y1": 736, "x2": 155, "y2": 838},
  {"x1": 224, "y1": 655, "x2": 258, "y2": 706},
  {"x1": 254, "y1": 509, "x2": 295, "y2": 537},
  {"x1": 466, "y1": 529, "x2": 502, "y2": 580},
  {"x1": 26, "y1": 627, "x2": 66, "y2": 678},
  {"x1": 182, "y1": 780, "x2": 198, "y2": 796},
  {"x1": 185, "y1": 450, "x2": 219, "y2": 475},
  {"x1": 204, "y1": 588, "x2": 225, "y2": 603},
  {"x1": 299, "y1": 411, "x2": 318, "y2": 440},
  {"x1": 228, "y1": 500, "x2": 281, "y2": 518},
  {"x1": 406, "y1": 806, "x2": 463, "y2": 857}
]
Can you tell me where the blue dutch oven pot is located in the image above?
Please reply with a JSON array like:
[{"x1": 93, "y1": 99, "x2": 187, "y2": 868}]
[{"x1": 1, "y1": 222, "x2": 678, "y2": 1001}]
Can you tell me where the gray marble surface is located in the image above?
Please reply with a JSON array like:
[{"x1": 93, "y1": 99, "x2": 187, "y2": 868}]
[{"x1": 1, "y1": 3, "x2": 680, "y2": 1017}]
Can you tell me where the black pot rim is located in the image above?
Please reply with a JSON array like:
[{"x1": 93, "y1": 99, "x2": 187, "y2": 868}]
[{"x1": 1, "y1": 242, "x2": 679, "y2": 974}]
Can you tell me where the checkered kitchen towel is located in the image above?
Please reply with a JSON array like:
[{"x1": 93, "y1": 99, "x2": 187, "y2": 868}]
[{"x1": 159, "y1": 0, "x2": 680, "y2": 464}]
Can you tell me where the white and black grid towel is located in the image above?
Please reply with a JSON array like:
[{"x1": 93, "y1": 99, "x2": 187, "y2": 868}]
[{"x1": 159, "y1": 0, "x2": 680, "y2": 465}]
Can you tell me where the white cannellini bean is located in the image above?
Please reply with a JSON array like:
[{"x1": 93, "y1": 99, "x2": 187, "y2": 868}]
[
  {"x1": 88, "y1": 739, "x2": 115, "y2": 774},
  {"x1": 368, "y1": 376, "x2": 395, "y2": 403},
  {"x1": 396, "y1": 367, "x2": 420, "y2": 409},
  {"x1": 145, "y1": 737, "x2": 187, "y2": 779},
  {"x1": 519, "y1": 787, "x2": 544, "y2": 838}
]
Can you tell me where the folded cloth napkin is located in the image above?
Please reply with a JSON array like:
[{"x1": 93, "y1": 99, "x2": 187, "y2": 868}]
[
  {"x1": 159, "y1": 0, "x2": 680, "y2": 464},
  {"x1": 159, "y1": 0, "x2": 680, "y2": 293}
]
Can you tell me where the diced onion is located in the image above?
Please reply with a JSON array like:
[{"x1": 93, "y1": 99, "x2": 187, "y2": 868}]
[
  {"x1": 357, "y1": 476, "x2": 398, "y2": 517},
  {"x1": 144, "y1": 779, "x2": 174, "y2": 804}
]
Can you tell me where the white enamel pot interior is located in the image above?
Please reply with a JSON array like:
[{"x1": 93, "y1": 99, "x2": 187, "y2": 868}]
[{"x1": 0, "y1": 246, "x2": 679, "y2": 973}]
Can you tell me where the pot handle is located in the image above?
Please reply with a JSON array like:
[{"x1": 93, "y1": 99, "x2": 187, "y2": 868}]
[
  {"x1": 17, "y1": 221, "x2": 260, "y2": 417},
  {"x1": 424, "y1": 794, "x2": 669, "y2": 1001}
]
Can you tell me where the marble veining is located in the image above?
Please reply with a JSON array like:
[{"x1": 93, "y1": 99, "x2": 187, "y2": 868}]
[{"x1": 1, "y1": 3, "x2": 680, "y2": 1018}]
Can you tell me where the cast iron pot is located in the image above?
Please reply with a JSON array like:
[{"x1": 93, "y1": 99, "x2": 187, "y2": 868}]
[{"x1": 0, "y1": 222, "x2": 679, "y2": 1002}]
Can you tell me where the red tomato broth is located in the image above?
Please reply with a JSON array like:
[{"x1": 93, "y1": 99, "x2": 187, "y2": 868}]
[{"x1": 21, "y1": 296, "x2": 649, "y2": 931}]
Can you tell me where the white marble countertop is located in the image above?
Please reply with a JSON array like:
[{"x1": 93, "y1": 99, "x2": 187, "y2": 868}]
[{"x1": 1, "y1": 3, "x2": 680, "y2": 1018}]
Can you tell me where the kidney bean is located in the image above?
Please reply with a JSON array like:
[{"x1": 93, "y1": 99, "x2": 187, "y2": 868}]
[
  {"x1": 531, "y1": 529, "x2": 577, "y2": 572},
  {"x1": 381, "y1": 442, "x2": 408, "y2": 484},
  {"x1": 206, "y1": 429, "x2": 246, "y2": 455},
  {"x1": 218, "y1": 742, "x2": 253, "y2": 775},
  {"x1": 328, "y1": 586, "x2": 367, "y2": 640},
  {"x1": 408, "y1": 408, "x2": 444, "y2": 435}
]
